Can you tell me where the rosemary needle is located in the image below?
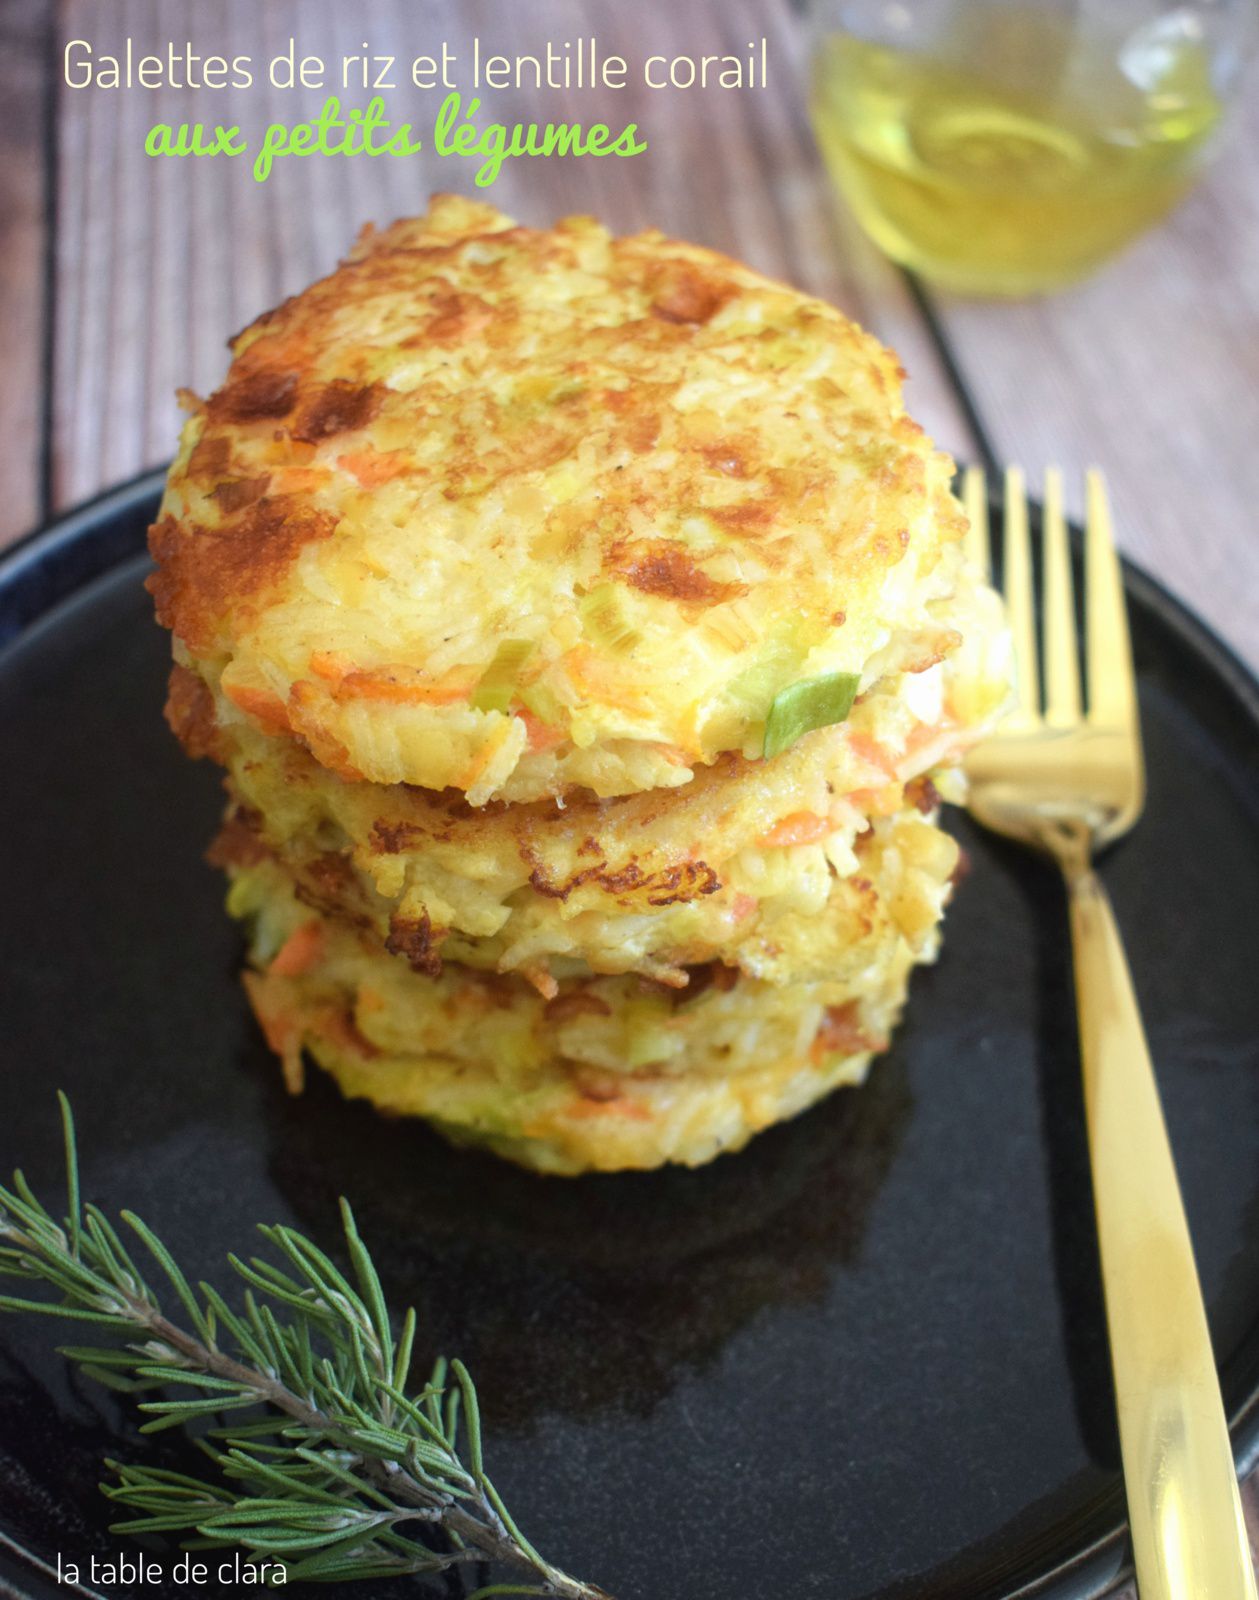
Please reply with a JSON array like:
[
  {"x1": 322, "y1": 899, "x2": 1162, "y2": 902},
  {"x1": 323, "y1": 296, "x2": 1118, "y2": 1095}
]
[{"x1": 0, "y1": 1093, "x2": 611, "y2": 1599}]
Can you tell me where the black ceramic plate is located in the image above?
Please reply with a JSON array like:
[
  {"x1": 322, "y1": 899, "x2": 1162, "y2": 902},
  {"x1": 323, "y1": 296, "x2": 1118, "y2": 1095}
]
[{"x1": 0, "y1": 472, "x2": 1257, "y2": 1600}]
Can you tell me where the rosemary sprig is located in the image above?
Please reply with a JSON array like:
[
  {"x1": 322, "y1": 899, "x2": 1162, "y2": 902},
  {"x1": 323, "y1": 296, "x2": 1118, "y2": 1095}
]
[{"x1": 0, "y1": 1094, "x2": 610, "y2": 1599}]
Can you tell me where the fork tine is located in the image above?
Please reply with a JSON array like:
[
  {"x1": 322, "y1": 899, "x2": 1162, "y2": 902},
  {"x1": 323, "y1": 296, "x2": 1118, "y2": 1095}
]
[
  {"x1": 1042, "y1": 468, "x2": 1082, "y2": 727},
  {"x1": 1003, "y1": 465, "x2": 1040, "y2": 727},
  {"x1": 1084, "y1": 470, "x2": 1138, "y2": 731},
  {"x1": 962, "y1": 466, "x2": 991, "y2": 583}
]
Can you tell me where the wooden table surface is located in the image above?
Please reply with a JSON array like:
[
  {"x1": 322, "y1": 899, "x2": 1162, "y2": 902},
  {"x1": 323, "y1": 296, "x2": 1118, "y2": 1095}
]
[{"x1": 1, "y1": 0, "x2": 1256, "y2": 1589}]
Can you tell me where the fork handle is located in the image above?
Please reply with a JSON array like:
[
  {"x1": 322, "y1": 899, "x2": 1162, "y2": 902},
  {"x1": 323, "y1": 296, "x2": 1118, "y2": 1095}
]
[{"x1": 1067, "y1": 864, "x2": 1257, "y2": 1600}]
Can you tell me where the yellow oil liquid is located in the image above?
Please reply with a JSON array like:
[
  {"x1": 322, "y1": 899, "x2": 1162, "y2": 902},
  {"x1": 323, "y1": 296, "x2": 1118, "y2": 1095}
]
[{"x1": 810, "y1": 7, "x2": 1222, "y2": 294}]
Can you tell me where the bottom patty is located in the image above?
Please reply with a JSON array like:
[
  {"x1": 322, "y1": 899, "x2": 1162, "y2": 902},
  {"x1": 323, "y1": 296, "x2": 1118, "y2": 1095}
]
[{"x1": 227, "y1": 808, "x2": 958, "y2": 1174}]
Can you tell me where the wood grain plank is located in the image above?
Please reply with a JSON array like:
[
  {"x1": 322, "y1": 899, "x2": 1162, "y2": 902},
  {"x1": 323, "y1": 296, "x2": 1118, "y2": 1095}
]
[
  {"x1": 918, "y1": 91, "x2": 1259, "y2": 669},
  {"x1": 49, "y1": 0, "x2": 975, "y2": 510},
  {"x1": 0, "y1": 0, "x2": 53, "y2": 547}
]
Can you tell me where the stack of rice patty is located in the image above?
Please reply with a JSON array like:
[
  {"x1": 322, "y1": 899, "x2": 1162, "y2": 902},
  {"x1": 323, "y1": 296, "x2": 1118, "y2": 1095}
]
[{"x1": 150, "y1": 196, "x2": 1010, "y2": 1174}]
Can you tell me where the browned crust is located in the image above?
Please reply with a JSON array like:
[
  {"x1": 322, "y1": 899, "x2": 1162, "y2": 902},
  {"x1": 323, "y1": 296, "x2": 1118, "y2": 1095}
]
[
  {"x1": 210, "y1": 475, "x2": 271, "y2": 514},
  {"x1": 544, "y1": 991, "x2": 614, "y2": 1023},
  {"x1": 358, "y1": 746, "x2": 747, "y2": 883},
  {"x1": 681, "y1": 960, "x2": 740, "y2": 1002},
  {"x1": 290, "y1": 381, "x2": 383, "y2": 444},
  {"x1": 147, "y1": 498, "x2": 338, "y2": 652},
  {"x1": 385, "y1": 911, "x2": 444, "y2": 978},
  {"x1": 521, "y1": 847, "x2": 722, "y2": 908},
  {"x1": 649, "y1": 260, "x2": 736, "y2": 325},
  {"x1": 206, "y1": 366, "x2": 299, "y2": 426},
  {"x1": 205, "y1": 807, "x2": 269, "y2": 870},
  {"x1": 905, "y1": 774, "x2": 941, "y2": 816},
  {"x1": 814, "y1": 1000, "x2": 886, "y2": 1057},
  {"x1": 163, "y1": 663, "x2": 223, "y2": 761},
  {"x1": 607, "y1": 539, "x2": 747, "y2": 607}
]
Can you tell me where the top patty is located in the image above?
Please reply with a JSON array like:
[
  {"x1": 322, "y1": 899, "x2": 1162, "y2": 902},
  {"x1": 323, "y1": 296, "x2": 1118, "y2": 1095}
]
[{"x1": 149, "y1": 194, "x2": 966, "y2": 803}]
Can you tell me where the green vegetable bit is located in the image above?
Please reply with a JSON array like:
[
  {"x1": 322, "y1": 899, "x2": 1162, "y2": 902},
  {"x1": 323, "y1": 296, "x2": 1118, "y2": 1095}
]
[
  {"x1": 762, "y1": 671, "x2": 861, "y2": 759},
  {"x1": 471, "y1": 638, "x2": 536, "y2": 714},
  {"x1": 578, "y1": 585, "x2": 642, "y2": 657}
]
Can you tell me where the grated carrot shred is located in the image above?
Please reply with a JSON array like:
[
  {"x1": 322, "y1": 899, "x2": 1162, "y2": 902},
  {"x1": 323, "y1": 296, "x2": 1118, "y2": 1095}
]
[
  {"x1": 309, "y1": 650, "x2": 356, "y2": 684},
  {"x1": 337, "y1": 449, "x2": 410, "y2": 488},
  {"x1": 269, "y1": 920, "x2": 325, "y2": 977},
  {"x1": 845, "y1": 730, "x2": 899, "y2": 779},
  {"x1": 563, "y1": 1096, "x2": 653, "y2": 1122},
  {"x1": 757, "y1": 810, "x2": 831, "y2": 848},
  {"x1": 336, "y1": 667, "x2": 474, "y2": 705},
  {"x1": 519, "y1": 709, "x2": 565, "y2": 752},
  {"x1": 223, "y1": 681, "x2": 291, "y2": 736}
]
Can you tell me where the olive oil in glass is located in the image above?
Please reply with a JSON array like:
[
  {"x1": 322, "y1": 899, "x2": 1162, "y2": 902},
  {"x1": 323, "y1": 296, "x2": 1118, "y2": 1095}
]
[{"x1": 809, "y1": 2, "x2": 1236, "y2": 294}]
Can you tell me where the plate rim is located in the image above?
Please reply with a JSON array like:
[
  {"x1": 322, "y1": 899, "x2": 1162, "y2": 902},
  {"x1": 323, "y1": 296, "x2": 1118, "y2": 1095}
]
[{"x1": 0, "y1": 469, "x2": 1257, "y2": 1600}]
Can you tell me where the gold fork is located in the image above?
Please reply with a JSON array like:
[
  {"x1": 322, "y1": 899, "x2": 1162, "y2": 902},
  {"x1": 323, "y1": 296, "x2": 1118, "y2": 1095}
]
[{"x1": 963, "y1": 466, "x2": 1258, "y2": 1600}]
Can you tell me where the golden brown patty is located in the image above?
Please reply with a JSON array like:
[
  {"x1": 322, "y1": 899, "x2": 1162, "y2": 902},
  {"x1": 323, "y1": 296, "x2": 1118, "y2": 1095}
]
[
  {"x1": 172, "y1": 559, "x2": 1007, "y2": 986},
  {"x1": 149, "y1": 194, "x2": 969, "y2": 802},
  {"x1": 216, "y1": 791, "x2": 958, "y2": 993}
]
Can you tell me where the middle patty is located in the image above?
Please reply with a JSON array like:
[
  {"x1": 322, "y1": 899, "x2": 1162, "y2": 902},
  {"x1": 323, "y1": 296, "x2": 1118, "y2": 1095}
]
[{"x1": 173, "y1": 558, "x2": 1004, "y2": 992}]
